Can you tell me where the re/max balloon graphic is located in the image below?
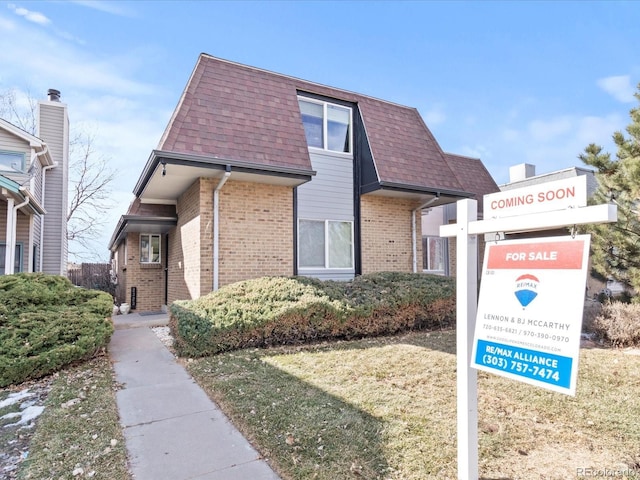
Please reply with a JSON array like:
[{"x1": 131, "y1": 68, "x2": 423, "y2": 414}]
[{"x1": 514, "y1": 273, "x2": 539, "y2": 307}]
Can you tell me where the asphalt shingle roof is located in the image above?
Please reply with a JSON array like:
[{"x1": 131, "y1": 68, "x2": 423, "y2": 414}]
[
  {"x1": 443, "y1": 152, "x2": 499, "y2": 211},
  {"x1": 159, "y1": 54, "x2": 486, "y2": 194}
]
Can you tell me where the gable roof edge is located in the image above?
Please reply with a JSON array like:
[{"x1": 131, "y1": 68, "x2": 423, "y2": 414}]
[
  {"x1": 157, "y1": 54, "x2": 206, "y2": 149},
  {"x1": 0, "y1": 118, "x2": 45, "y2": 147}
]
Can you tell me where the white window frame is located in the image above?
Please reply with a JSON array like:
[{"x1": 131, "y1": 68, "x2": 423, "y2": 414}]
[
  {"x1": 140, "y1": 234, "x2": 161, "y2": 264},
  {"x1": 422, "y1": 235, "x2": 445, "y2": 275},
  {"x1": 298, "y1": 219, "x2": 354, "y2": 270},
  {"x1": 297, "y1": 97, "x2": 353, "y2": 154},
  {"x1": 0, "y1": 150, "x2": 26, "y2": 173}
]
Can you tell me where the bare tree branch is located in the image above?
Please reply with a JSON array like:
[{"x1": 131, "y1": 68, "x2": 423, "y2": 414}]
[
  {"x1": 1, "y1": 89, "x2": 116, "y2": 260},
  {"x1": 0, "y1": 88, "x2": 38, "y2": 134},
  {"x1": 66, "y1": 130, "x2": 116, "y2": 252}
]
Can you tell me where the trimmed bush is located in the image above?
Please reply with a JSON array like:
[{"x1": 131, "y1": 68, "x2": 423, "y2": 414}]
[
  {"x1": 0, "y1": 273, "x2": 114, "y2": 387},
  {"x1": 170, "y1": 272, "x2": 455, "y2": 357},
  {"x1": 589, "y1": 301, "x2": 640, "y2": 347}
]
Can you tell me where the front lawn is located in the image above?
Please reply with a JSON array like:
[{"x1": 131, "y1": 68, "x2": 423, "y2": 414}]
[{"x1": 188, "y1": 330, "x2": 640, "y2": 480}]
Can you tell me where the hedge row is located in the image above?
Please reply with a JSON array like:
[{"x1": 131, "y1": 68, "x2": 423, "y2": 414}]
[
  {"x1": 0, "y1": 273, "x2": 114, "y2": 387},
  {"x1": 170, "y1": 272, "x2": 456, "y2": 358}
]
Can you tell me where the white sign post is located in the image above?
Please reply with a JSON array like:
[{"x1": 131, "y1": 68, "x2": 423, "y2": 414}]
[{"x1": 440, "y1": 176, "x2": 617, "y2": 480}]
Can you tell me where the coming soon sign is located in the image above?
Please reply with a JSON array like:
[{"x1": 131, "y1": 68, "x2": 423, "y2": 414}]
[
  {"x1": 484, "y1": 175, "x2": 588, "y2": 219},
  {"x1": 472, "y1": 235, "x2": 590, "y2": 395}
]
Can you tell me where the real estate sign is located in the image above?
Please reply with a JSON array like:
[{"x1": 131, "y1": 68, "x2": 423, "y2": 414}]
[
  {"x1": 472, "y1": 235, "x2": 591, "y2": 395},
  {"x1": 484, "y1": 175, "x2": 588, "y2": 219}
]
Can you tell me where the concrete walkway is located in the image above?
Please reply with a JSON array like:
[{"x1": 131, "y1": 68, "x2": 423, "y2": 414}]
[{"x1": 109, "y1": 313, "x2": 281, "y2": 480}]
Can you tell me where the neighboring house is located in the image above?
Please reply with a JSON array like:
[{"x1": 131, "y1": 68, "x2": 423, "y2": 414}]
[
  {"x1": 108, "y1": 54, "x2": 498, "y2": 312},
  {"x1": 500, "y1": 163, "x2": 598, "y2": 197},
  {"x1": 0, "y1": 89, "x2": 69, "y2": 275},
  {"x1": 499, "y1": 163, "x2": 614, "y2": 297}
]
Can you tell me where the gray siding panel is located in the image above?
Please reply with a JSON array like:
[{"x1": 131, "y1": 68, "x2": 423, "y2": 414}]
[
  {"x1": 38, "y1": 101, "x2": 69, "y2": 275},
  {"x1": 0, "y1": 131, "x2": 30, "y2": 156},
  {"x1": 297, "y1": 151, "x2": 355, "y2": 280},
  {"x1": 298, "y1": 269, "x2": 354, "y2": 281},
  {"x1": 298, "y1": 152, "x2": 353, "y2": 221}
]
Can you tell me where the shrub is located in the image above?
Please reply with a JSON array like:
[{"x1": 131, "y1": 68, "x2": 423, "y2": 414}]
[
  {"x1": 589, "y1": 301, "x2": 640, "y2": 347},
  {"x1": 0, "y1": 273, "x2": 114, "y2": 387},
  {"x1": 170, "y1": 272, "x2": 455, "y2": 357}
]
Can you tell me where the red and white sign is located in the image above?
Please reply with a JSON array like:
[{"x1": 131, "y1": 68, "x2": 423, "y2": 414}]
[
  {"x1": 472, "y1": 235, "x2": 591, "y2": 395},
  {"x1": 484, "y1": 176, "x2": 587, "y2": 219}
]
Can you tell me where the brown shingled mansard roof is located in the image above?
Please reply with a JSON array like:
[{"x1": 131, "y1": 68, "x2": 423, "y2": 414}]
[
  {"x1": 156, "y1": 54, "x2": 474, "y2": 196},
  {"x1": 443, "y1": 152, "x2": 499, "y2": 212}
]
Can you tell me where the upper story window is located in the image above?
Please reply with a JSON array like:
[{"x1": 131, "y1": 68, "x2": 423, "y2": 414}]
[
  {"x1": 298, "y1": 98, "x2": 352, "y2": 154},
  {"x1": 140, "y1": 234, "x2": 161, "y2": 264},
  {"x1": 0, "y1": 151, "x2": 25, "y2": 173}
]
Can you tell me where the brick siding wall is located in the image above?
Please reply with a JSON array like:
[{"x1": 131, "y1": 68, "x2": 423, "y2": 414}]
[
  {"x1": 360, "y1": 195, "x2": 423, "y2": 274},
  {"x1": 168, "y1": 179, "x2": 202, "y2": 305},
  {"x1": 218, "y1": 180, "x2": 293, "y2": 285},
  {"x1": 166, "y1": 178, "x2": 293, "y2": 305},
  {"x1": 122, "y1": 232, "x2": 165, "y2": 312}
]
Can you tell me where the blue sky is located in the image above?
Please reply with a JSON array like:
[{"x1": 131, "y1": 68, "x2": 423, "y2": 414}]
[{"x1": 0, "y1": 0, "x2": 638, "y2": 261}]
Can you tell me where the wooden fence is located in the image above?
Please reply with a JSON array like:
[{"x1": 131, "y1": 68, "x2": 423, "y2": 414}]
[{"x1": 67, "y1": 263, "x2": 115, "y2": 297}]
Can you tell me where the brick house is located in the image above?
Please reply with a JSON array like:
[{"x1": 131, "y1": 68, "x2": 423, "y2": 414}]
[
  {"x1": 1, "y1": 89, "x2": 69, "y2": 275},
  {"x1": 108, "y1": 54, "x2": 498, "y2": 312}
]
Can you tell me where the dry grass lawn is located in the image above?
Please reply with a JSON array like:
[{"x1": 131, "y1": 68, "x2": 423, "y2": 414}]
[{"x1": 188, "y1": 329, "x2": 640, "y2": 480}]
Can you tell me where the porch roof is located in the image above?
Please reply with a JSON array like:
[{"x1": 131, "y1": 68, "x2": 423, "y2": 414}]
[
  {"x1": 108, "y1": 215, "x2": 177, "y2": 251},
  {"x1": 133, "y1": 150, "x2": 315, "y2": 203},
  {"x1": 0, "y1": 174, "x2": 46, "y2": 215}
]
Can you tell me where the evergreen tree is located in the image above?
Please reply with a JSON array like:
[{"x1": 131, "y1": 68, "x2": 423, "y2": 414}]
[{"x1": 580, "y1": 84, "x2": 640, "y2": 297}]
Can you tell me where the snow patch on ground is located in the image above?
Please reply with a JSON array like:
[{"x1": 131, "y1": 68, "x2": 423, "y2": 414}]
[
  {"x1": 0, "y1": 390, "x2": 33, "y2": 409},
  {"x1": 2, "y1": 406, "x2": 45, "y2": 428}
]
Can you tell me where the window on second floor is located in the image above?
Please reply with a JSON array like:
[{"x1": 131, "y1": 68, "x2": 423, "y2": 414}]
[
  {"x1": 298, "y1": 98, "x2": 352, "y2": 154},
  {"x1": 140, "y1": 234, "x2": 161, "y2": 264},
  {"x1": 0, "y1": 151, "x2": 25, "y2": 172}
]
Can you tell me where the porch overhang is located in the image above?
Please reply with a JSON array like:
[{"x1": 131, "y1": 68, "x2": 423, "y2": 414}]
[
  {"x1": 0, "y1": 175, "x2": 46, "y2": 215},
  {"x1": 134, "y1": 150, "x2": 316, "y2": 204},
  {"x1": 361, "y1": 180, "x2": 473, "y2": 207},
  {"x1": 108, "y1": 215, "x2": 178, "y2": 251}
]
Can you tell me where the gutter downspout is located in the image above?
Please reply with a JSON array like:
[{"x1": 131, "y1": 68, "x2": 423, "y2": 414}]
[
  {"x1": 9, "y1": 196, "x2": 30, "y2": 274},
  {"x1": 40, "y1": 162, "x2": 57, "y2": 272},
  {"x1": 412, "y1": 194, "x2": 441, "y2": 273},
  {"x1": 213, "y1": 166, "x2": 231, "y2": 291}
]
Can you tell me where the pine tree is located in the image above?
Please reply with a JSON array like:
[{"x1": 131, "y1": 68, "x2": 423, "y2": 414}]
[{"x1": 580, "y1": 84, "x2": 640, "y2": 298}]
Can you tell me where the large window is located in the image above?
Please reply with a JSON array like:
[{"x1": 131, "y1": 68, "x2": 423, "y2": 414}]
[
  {"x1": 0, "y1": 243, "x2": 23, "y2": 274},
  {"x1": 0, "y1": 151, "x2": 25, "y2": 172},
  {"x1": 299, "y1": 220, "x2": 353, "y2": 269},
  {"x1": 298, "y1": 98, "x2": 351, "y2": 153},
  {"x1": 140, "y1": 234, "x2": 161, "y2": 264}
]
